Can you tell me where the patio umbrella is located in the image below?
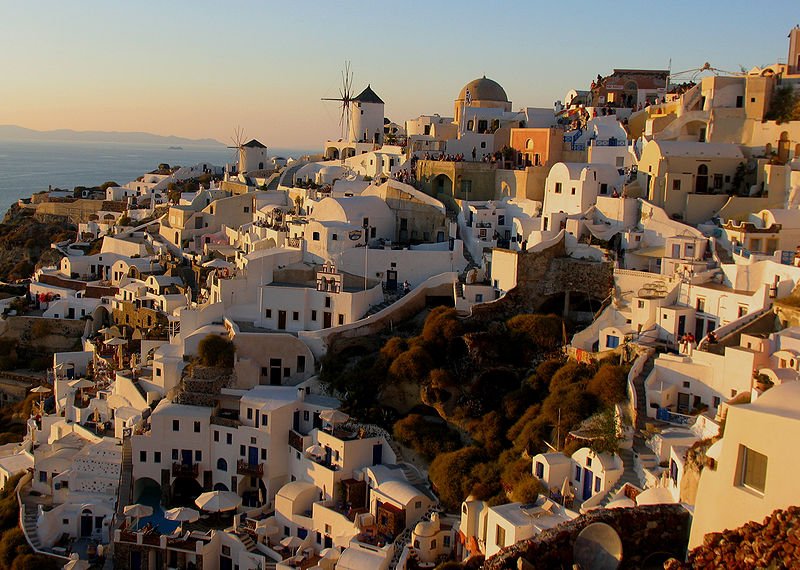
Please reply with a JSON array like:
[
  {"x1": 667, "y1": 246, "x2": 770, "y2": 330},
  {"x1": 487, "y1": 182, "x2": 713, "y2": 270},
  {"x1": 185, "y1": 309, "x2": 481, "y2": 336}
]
[
  {"x1": 195, "y1": 491, "x2": 241, "y2": 512},
  {"x1": 319, "y1": 409, "x2": 349, "y2": 425},
  {"x1": 69, "y1": 378, "x2": 95, "y2": 390},
  {"x1": 104, "y1": 337, "x2": 128, "y2": 346},
  {"x1": 605, "y1": 497, "x2": 636, "y2": 509},
  {"x1": 30, "y1": 385, "x2": 51, "y2": 415},
  {"x1": 305, "y1": 444, "x2": 325, "y2": 457},
  {"x1": 123, "y1": 503, "x2": 153, "y2": 529},
  {"x1": 165, "y1": 507, "x2": 200, "y2": 532},
  {"x1": 636, "y1": 486, "x2": 676, "y2": 506}
]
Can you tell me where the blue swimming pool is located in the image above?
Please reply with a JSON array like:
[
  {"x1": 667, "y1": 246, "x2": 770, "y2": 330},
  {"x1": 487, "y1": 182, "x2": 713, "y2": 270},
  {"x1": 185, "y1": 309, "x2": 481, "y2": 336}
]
[{"x1": 135, "y1": 486, "x2": 180, "y2": 534}]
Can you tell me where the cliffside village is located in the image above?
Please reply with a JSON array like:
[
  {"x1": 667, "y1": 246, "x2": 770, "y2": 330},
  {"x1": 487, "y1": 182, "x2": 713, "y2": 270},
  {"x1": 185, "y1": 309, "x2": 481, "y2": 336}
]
[{"x1": 2, "y1": 26, "x2": 800, "y2": 570}]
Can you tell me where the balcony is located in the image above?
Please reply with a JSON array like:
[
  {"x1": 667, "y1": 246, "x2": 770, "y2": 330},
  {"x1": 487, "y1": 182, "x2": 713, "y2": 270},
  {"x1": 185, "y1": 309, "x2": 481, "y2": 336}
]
[
  {"x1": 237, "y1": 460, "x2": 264, "y2": 477},
  {"x1": 172, "y1": 462, "x2": 199, "y2": 477},
  {"x1": 288, "y1": 429, "x2": 308, "y2": 452}
]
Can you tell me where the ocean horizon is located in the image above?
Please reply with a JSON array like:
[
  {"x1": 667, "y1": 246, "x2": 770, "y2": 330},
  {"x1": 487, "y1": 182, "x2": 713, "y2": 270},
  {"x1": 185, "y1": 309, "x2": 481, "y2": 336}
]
[{"x1": 0, "y1": 138, "x2": 316, "y2": 217}]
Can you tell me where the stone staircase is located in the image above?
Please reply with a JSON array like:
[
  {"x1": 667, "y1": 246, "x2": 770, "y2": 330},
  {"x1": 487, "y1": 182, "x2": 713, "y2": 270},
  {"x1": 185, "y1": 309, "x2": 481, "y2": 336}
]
[
  {"x1": 599, "y1": 447, "x2": 641, "y2": 508},
  {"x1": 632, "y1": 353, "x2": 656, "y2": 432},
  {"x1": 22, "y1": 505, "x2": 42, "y2": 550},
  {"x1": 236, "y1": 531, "x2": 258, "y2": 553},
  {"x1": 118, "y1": 438, "x2": 133, "y2": 513}
]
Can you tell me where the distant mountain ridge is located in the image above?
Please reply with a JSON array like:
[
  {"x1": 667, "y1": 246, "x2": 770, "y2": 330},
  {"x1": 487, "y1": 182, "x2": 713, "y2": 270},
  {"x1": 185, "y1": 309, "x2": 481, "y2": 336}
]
[{"x1": 0, "y1": 124, "x2": 224, "y2": 146}]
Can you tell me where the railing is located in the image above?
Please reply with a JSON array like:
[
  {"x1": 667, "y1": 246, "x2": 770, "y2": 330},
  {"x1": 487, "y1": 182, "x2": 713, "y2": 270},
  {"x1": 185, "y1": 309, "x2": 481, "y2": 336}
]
[
  {"x1": 237, "y1": 460, "x2": 264, "y2": 477},
  {"x1": 211, "y1": 415, "x2": 240, "y2": 428},
  {"x1": 172, "y1": 462, "x2": 199, "y2": 477},
  {"x1": 287, "y1": 237, "x2": 301, "y2": 248},
  {"x1": 655, "y1": 407, "x2": 696, "y2": 425},
  {"x1": 288, "y1": 429, "x2": 306, "y2": 452}
]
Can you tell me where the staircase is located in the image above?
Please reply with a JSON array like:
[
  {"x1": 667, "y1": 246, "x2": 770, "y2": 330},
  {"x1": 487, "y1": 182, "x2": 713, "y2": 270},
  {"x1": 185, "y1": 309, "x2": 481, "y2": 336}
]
[
  {"x1": 236, "y1": 531, "x2": 258, "y2": 553},
  {"x1": 632, "y1": 353, "x2": 656, "y2": 432},
  {"x1": 118, "y1": 438, "x2": 133, "y2": 513},
  {"x1": 599, "y1": 447, "x2": 641, "y2": 507},
  {"x1": 21, "y1": 505, "x2": 43, "y2": 550}
]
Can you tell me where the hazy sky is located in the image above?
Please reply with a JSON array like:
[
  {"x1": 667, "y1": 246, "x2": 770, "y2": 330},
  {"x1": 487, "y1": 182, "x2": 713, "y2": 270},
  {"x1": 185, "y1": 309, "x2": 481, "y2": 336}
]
[{"x1": 2, "y1": 1, "x2": 797, "y2": 150}]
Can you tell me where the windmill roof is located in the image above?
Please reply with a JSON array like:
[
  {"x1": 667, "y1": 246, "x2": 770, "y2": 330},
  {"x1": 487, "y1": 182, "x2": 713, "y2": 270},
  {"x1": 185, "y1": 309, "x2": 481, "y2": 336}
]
[
  {"x1": 243, "y1": 139, "x2": 267, "y2": 148},
  {"x1": 354, "y1": 85, "x2": 384, "y2": 104}
]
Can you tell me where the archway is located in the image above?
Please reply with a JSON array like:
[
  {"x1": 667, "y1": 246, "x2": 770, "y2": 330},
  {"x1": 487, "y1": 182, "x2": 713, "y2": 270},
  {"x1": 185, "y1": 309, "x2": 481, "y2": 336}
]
[
  {"x1": 217, "y1": 458, "x2": 228, "y2": 472},
  {"x1": 695, "y1": 164, "x2": 709, "y2": 193},
  {"x1": 133, "y1": 477, "x2": 161, "y2": 503},
  {"x1": 213, "y1": 482, "x2": 229, "y2": 491},
  {"x1": 80, "y1": 508, "x2": 94, "y2": 537},
  {"x1": 431, "y1": 174, "x2": 453, "y2": 197},
  {"x1": 325, "y1": 147, "x2": 339, "y2": 160},
  {"x1": 171, "y1": 476, "x2": 203, "y2": 507}
]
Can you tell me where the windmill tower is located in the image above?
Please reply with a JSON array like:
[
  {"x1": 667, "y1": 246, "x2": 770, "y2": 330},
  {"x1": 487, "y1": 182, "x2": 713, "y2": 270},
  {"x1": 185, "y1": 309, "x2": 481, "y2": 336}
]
[
  {"x1": 322, "y1": 62, "x2": 356, "y2": 143},
  {"x1": 227, "y1": 126, "x2": 246, "y2": 176},
  {"x1": 227, "y1": 126, "x2": 268, "y2": 174}
]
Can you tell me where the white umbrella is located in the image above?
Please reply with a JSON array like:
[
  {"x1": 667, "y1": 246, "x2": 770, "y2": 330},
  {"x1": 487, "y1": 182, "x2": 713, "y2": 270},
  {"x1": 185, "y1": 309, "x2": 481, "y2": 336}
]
[
  {"x1": 305, "y1": 444, "x2": 325, "y2": 457},
  {"x1": 123, "y1": 503, "x2": 153, "y2": 529},
  {"x1": 605, "y1": 497, "x2": 636, "y2": 509},
  {"x1": 30, "y1": 386, "x2": 51, "y2": 394},
  {"x1": 165, "y1": 507, "x2": 200, "y2": 532},
  {"x1": 195, "y1": 491, "x2": 241, "y2": 512},
  {"x1": 319, "y1": 409, "x2": 349, "y2": 424},
  {"x1": 202, "y1": 258, "x2": 233, "y2": 269},
  {"x1": 105, "y1": 337, "x2": 128, "y2": 346},
  {"x1": 320, "y1": 547, "x2": 340, "y2": 560}
]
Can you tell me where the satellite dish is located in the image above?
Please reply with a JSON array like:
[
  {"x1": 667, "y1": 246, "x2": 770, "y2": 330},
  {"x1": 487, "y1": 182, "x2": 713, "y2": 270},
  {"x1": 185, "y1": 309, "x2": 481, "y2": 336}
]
[{"x1": 573, "y1": 522, "x2": 623, "y2": 570}]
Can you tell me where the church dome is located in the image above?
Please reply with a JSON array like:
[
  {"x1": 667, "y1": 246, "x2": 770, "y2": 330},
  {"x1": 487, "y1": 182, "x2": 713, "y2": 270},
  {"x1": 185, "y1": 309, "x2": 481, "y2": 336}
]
[{"x1": 458, "y1": 76, "x2": 508, "y2": 103}]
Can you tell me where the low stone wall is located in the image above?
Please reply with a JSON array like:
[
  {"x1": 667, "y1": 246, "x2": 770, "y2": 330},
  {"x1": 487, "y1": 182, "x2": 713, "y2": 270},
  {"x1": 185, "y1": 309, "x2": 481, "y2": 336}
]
[{"x1": 484, "y1": 504, "x2": 690, "y2": 570}]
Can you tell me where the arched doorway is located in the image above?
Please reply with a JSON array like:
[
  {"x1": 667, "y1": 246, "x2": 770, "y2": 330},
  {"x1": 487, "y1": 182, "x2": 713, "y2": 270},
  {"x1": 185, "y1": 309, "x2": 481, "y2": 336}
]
[
  {"x1": 171, "y1": 476, "x2": 203, "y2": 507},
  {"x1": 133, "y1": 477, "x2": 161, "y2": 503},
  {"x1": 80, "y1": 508, "x2": 94, "y2": 537},
  {"x1": 695, "y1": 164, "x2": 709, "y2": 193},
  {"x1": 778, "y1": 132, "x2": 790, "y2": 163},
  {"x1": 431, "y1": 174, "x2": 453, "y2": 197},
  {"x1": 213, "y1": 482, "x2": 229, "y2": 491}
]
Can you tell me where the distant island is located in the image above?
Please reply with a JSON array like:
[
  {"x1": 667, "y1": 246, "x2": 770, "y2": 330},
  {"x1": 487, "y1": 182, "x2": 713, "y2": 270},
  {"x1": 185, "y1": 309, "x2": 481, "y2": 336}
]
[{"x1": 0, "y1": 124, "x2": 224, "y2": 146}]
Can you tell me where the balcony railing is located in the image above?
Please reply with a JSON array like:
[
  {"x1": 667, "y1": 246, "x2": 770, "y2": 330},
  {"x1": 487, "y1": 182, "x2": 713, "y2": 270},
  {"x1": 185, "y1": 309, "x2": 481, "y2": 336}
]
[
  {"x1": 237, "y1": 460, "x2": 264, "y2": 477},
  {"x1": 172, "y1": 462, "x2": 199, "y2": 477},
  {"x1": 288, "y1": 429, "x2": 306, "y2": 452}
]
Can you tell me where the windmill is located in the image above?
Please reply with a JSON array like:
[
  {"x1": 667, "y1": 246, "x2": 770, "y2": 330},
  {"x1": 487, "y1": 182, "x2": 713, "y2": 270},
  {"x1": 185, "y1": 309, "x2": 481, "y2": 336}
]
[
  {"x1": 227, "y1": 126, "x2": 246, "y2": 174},
  {"x1": 321, "y1": 62, "x2": 355, "y2": 143},
  {"x1": 669, "y1": 61, "x2": 744, "y2": 83}
]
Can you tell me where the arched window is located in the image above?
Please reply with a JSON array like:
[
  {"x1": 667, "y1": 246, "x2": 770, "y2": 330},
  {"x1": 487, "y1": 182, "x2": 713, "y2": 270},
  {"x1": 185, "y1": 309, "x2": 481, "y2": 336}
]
[
  {"x1": 525, "y1": 139, "x2": 534, "y2": 150},
  {"x1": 696, "y1": 164, "x2": 709, "y2": 193},
  {"x1": 217, "y1": 458, "x2": 227, "y2": 472}
]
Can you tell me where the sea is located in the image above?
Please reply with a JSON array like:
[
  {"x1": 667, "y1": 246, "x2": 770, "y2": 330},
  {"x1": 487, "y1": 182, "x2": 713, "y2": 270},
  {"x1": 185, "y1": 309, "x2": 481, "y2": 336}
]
[{"x1": 0, "y1": 139, "x2": 314, "y2": 217}]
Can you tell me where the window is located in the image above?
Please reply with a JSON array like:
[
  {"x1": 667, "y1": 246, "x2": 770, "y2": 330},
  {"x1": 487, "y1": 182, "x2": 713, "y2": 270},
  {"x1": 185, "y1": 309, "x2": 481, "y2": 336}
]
[
  {"x1": 172, "y1": 449, "x2": 178, "y2": 461},
  {"x1": 312, "y1": 232, "x2": 320, "y2": 241},
  {"x1": 606, "y1": 335, "x2": 619, "y2": 349},
  {"x1": 172, "y1": 420, "x2": 180, "y2": 431},
  {"x1": 338, "y1": 314, "x2": 344, "y2": 325},
  {"x1": 495, "y1": 525, "x2": 506, "y2": 548},
  {"x1": 595, "y1": 477, "x2": 601, "y2": 492},
  {"x1": 247, "y1": 408, "x2": 253, "y2": 420},
  {"x1": 262, "y1": 414, "x2": 268, "y2": 427},
  {"x1": 738, "y1": 445, "x2": 767, "y2": 493},
  {"x1": 444, "y1": 535, "x2": 451, "y2": 547},
  {"x1": 475, "y1": 294, "x2": 483, "y2": 303},
  {"x1": 554, "y1": 182, "x2": 562, "y2": 194},
  {"x1": 480, "y1": 141, "x2": 486, "y2": 148},
  {"x1": 736, "y1": 95, "x2": 744, "y2": 108},
  {"x1": 431, "y1": 539, "x2": 437, "y2": 549},
  {"x1": 571, "y1": 187, "x2": 576, "y2": 195},
  {"x1": 637, "y1": 300, "x2": 645, "y2": 309},
  {"x1": 297, "y1": 355, "x2": 306, "y2": 373},
  {"x1": 261, "y1": 449, "x2": 267, "y2": 460},
  {"x1": 292, "y1": 311, "x2": 299, "y2": 321},
  {"x1": 325, "y1": 524, "x2": 332, "y2": 534},
  {"x1": 325, "y1": 297, "x2": 331, "y2": 308},
  {"x1": 265, "y1": 309, "x2": 272, "y2": 318},
  {"x1": 535, "y1": 462, "x2": 544, "y2": 478},
  {"x1": 311, "y1": 310, "x2": 317, "y2": 321},
  {"x1": 194, "y1": 421, "x2": 200, "y2": 433},
  {"x1": 672, "y1": 179, "x2": 681, "y2": 191},
  {"x1": 331, "y1": 234, "x2": 338, "y2": 241},
  {"x1": 240, "y1": 445, "x2": 246, "y2": 457},
  {"x1": 217, "y1": 458, "x2": 227, "y2": 472},
  {"x1": 600, "y1": 183, "x2": 608, "y2": 195},
  {"x1": 738, "y1": 305, "x2": 748, "y2": 318},
  {"x1": 140, "y1": 451, "x2": 147, "y2": 463},
  {"x1": 39, "y1": 471, "x2": 47, "y2": 483},
  {"x1": 415, "y1": 501, "x2": 422, "y2": 509},
  {"x1": 683, "y1": 381, "x2": 690, "y2": 388},
  {"x1": 151, "y1": 451, "x2": 160, "y2": 464},
  {"x1": 713, "y1": 396, "x2": 720, "y2": 408},
  {"x1": 714, "y1": 174, "x2": 723, "y2": 189},
  {"x1": 226, "y1": 433, "x2": 232, "y2": 445},
  {"x1": 696, "y1": 298, "x2": 706, "y2": 312},
  {"x1": 586, "y1": 457, "x2": 592, "y2": 467},
  {"x1": 214, "y1": 430, "x2": 219, "y2": 442},
  {"x1": 244, "y1": 206, "x2": 250, "y2": 213},
  {"x1": 195, "y1": 450, "x2": 202, "y2": 462},
  {"x1": 575, "y1": 465, "x2": 582, "y2": 481},
  {"x1": 156, "y1": 368, "x2": 162, "y2": 377},
  {"x1": 731, "y1": 390, "x2": 737, "y2": 398}
]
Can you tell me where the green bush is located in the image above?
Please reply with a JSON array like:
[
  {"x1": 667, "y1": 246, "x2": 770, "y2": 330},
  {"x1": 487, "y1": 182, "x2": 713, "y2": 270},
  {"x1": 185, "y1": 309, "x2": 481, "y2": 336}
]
[
  {"x1": 393, "y1": 414, "x2": 462, "y2": 460},
  {"x1": 197, "y1": 334, "x2": 235, "y2": 368}
]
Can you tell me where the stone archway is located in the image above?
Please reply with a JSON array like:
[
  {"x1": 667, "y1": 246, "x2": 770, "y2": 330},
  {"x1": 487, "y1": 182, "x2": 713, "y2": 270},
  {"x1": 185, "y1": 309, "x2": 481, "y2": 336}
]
[
  {"x1": 171, "y1": 476, "x2": 203, "y2": 507},
  {"x1": 432, "y1": 174, "x2": 454, "y2": 197}
]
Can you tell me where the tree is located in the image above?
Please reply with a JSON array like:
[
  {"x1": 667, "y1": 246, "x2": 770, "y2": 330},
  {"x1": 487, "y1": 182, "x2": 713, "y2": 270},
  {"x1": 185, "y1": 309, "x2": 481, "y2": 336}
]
[
  {"x1": 765, "y1": 85, "x2": 800, "y2": 123},
  {"x1": 586, "y1": 363, "x2": 629, "y2": 407},
  {"x1": 580, "y1": 408, "x2": 623, "y2": 455},
  {"x1": 388, "y1": 346, "x2": 433, "y2": 384},
  {"x1": 167, "y1": 182, "x2": 182, "y2": 204},
  {"x1": 429, "y1": 447, "x2": 486, "y2": 510},
  {"x1": 197, "y1": 334, "x2": 235, "y2": 368},
  {"x1": 393, "y1": 414, "x2": 462, "y2": 459}
]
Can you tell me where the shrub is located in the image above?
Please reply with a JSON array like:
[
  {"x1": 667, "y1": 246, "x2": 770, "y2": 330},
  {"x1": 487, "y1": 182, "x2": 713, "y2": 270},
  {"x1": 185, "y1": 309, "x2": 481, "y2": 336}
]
[
  {"x1": 388, "y1": 346, "x2": 432, "y2": 384},
  {"x1": 429, "y1": 447, "x2": 486, "y2": 510},
  {"x1": 586, "y1": 363, "x2": 629, "y2": 406},
  {"x1": 393, "y1": 414, "x2": 462, "y2": 459},
  {"x1": 197, "y1": 334, "x2": 235, "y2": 368}
]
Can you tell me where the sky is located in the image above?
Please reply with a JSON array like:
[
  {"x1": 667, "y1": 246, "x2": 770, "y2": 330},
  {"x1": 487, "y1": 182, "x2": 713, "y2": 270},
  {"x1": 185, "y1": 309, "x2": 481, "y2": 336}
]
[{"x1": 1, "y1": 0, "x2": 798, "y2": 150}]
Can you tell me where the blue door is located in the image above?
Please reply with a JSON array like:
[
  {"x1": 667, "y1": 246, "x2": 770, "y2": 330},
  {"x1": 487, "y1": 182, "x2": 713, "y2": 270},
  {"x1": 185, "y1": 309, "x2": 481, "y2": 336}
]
[
  {"x1": 248, "y1": 446, "x2": 258, "y2": 466},
  {"x1": 182, "y1": 449, "x2": 193, "y2": 465},
  {"x1": 582, "y1": 468, "x2": 594, "y2": 500},
  {"x1": 372, "y1": 444, "x2": 382, "y2": 466}
]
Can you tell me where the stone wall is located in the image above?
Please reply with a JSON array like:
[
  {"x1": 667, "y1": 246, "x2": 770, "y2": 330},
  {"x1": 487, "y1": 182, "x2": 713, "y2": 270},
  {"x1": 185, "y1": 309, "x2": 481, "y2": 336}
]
[
  {"x1": 471, "y1": 236, "x2": 613, "y2": 322},
  {"x1": 484, "y1": 504, "x2": 690, "y2": 570}
]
